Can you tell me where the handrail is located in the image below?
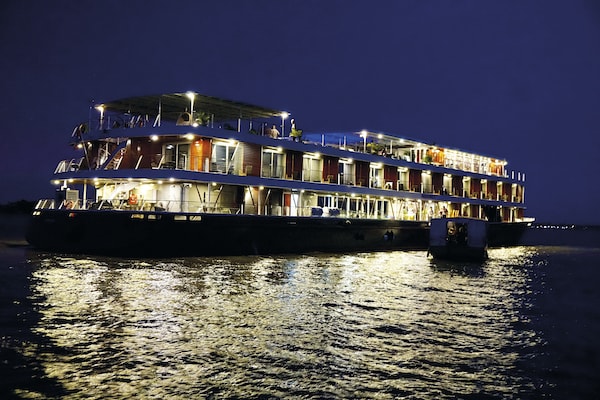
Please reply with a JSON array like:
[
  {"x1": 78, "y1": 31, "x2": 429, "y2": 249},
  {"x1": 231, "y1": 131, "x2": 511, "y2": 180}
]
[
  {"x1": 90, "y1": 118, "x2": 521, "y2": 180},
  {"x1": 31, "y1": 195, "x2": 528, "y2": 224},
  {"x1": 54, "y1": 158, "x2": 84, "y2": 173}
]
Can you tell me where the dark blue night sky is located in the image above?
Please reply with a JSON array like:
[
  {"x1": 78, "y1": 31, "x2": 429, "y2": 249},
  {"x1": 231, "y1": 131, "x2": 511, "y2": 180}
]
[{"x1": 1, "y1": 0, "x2": 599, "y2": 224}]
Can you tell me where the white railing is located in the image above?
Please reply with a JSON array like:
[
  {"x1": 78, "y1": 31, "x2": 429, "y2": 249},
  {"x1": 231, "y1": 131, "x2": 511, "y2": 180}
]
[
  {"x1": 35, "y1": 199, "x2": 55, "y2": 209},
  {"x1": 54, "y1": 158, "x2": 84, "y2": 173}
]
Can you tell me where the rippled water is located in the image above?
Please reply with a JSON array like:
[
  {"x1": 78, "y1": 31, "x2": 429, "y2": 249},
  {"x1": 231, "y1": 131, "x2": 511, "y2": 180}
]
[{"x1": 1, "y1": 228, "x2": 600, "y2": 399}]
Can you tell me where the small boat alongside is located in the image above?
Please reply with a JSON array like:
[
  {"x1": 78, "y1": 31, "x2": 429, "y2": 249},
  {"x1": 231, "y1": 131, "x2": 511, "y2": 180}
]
[
  {"x1": 428, "y1": 217, "x2": 489, "y2": 262},
  {"x1": 26, "y1": 91, "x2": 533, "y2": 256}
]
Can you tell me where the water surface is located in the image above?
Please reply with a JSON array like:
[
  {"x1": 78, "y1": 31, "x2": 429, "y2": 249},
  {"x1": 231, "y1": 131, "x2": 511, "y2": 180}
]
[{"x1": 1, "y1": 226, "x2": 599, "y2": 399}]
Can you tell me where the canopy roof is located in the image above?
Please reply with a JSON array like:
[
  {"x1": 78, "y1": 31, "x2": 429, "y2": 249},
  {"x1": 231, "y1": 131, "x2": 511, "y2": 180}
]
[{"x1": 97, "y1": 92, "x2": 286, "y2": 122}]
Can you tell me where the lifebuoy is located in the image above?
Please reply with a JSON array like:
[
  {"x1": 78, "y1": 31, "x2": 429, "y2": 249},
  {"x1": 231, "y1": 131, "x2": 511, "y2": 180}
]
[{"x1": 128, "y1": 193, "x2": 138, "y2": 205}]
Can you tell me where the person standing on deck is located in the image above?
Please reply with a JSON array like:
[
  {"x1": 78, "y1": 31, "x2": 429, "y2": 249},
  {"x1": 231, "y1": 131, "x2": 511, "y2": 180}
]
[
  {"x1": 290, "y1": 119, "x2": 302, "y2": 142},
  {"x1": 269, "y1": 124, "x2": 280, "y2": 138}
]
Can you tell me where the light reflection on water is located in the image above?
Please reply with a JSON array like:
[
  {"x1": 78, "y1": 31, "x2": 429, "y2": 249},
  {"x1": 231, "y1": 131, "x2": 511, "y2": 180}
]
[{"x1": 22, "y1": 248, "x2": 545, "y2": 399}]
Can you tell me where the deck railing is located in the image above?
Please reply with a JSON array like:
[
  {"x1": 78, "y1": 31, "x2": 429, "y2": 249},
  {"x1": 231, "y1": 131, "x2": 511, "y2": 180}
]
[
  {"x1": 33, "y1": 197, "x2": 426, "y2": 220},
  {"x1": 87, "y1": 118, "x2": 521, "y2": 179},
  {"x1": 33, "y1": 194, "x2": 529, "y2": 224},
  {"x1": 54, "y1": 158, "x2": 84, "y2": 173}
]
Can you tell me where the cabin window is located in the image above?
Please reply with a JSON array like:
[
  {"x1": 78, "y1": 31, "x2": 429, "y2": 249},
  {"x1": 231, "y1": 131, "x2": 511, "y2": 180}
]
[
  {"x1": 339, "y1": 161, "x2": 354, "y2": 185},
  {"x1": 163, "y1": 144, "x2": 176, "y2": 169},
  {"x1": 211, "y1": 141, "x2": 238, "y2": 173},
  {"x1": 177, "y1": 144, "x2": 189, "y2": 170},
  {"x1": 162, "y1": 143, "x2": 189, "y2": 170},
  {"x1": 398, "y1": 169, "x2": 409, "y2": 191},
  {"x1": 421, "y1": 172, "x2": 432, "y2": 193},
  {"x1": 443, "y1": 174, "x2": 452, "y2": 195},
  {"x1": 262, "y1": 149, "x2": 284, "y2": 178},
  {"x1": 303, "y1": 156, "x2": 322, "y2": 182},
  {"x1": 370, "y1": 164, "x2": 383, "y2": 188}
]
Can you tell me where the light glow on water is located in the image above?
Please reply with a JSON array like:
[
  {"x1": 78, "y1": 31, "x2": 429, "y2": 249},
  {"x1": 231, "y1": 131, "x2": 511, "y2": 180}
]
[{"x1": 12, "y1": 248, "x2": 553, "y2": 398}]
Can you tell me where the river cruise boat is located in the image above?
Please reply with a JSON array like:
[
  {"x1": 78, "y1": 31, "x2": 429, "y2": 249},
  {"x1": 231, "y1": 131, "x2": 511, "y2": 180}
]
[{"x1": 26, "y1": 92, "x2": 533, "y2": 256}]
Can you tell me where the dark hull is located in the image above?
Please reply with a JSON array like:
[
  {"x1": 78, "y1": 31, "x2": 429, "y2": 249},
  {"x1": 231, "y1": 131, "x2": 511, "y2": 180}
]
[
  {"x1": 428, "y1": 245, "x2": 488, "y2": 262},
  {"x1": 26, "y1": 210, "x2": 429, "y2": 257},
  {"x1": 26, "y1": 210, "x2": 529, "y2": 257},
  {"x1": 488, "y1": 221, "x2": 531, "y2": 247}
]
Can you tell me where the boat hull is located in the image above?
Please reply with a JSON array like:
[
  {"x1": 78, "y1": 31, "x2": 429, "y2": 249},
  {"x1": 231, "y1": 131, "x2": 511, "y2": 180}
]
[
  {"x1": 428, "y1": 245, "x2": 488, "y2": 262},
  {"x1": 25, "y1": 210, "x2": 530, "y2": 257},
  {"x1": 487, "y1": 220, "x2": 531, "y2": 247},
  {"x1": 26, "y1": 210, "x2": 430, "y2": 257}
]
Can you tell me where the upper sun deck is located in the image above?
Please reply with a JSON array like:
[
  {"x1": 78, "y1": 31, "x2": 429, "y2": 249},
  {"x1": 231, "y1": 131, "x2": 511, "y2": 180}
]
[
  {"x1": 84, "y1": 92, "x2": 514, "y2": 180},
  {"x1": 95, "y1": 92, "x2": 285, "y2": 125}
]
